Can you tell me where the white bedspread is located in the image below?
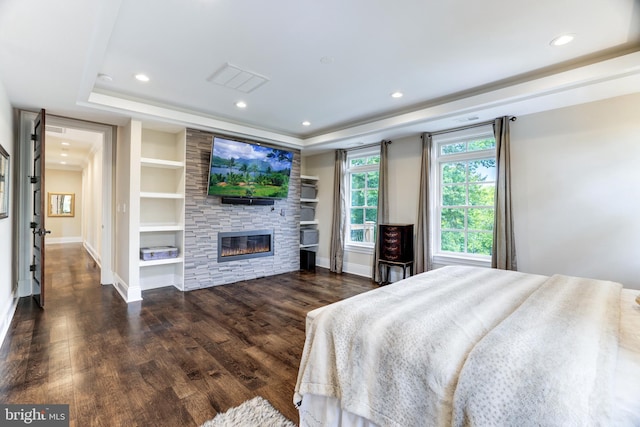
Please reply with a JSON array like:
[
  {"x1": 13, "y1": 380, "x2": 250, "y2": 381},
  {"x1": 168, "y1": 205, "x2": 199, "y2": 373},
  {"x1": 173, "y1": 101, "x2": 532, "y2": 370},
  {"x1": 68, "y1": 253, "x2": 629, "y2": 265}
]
[
  {"x1": 452, "y1": 274, "x2": 621, "y2": 426},
  {"x1": 294, "y1": 266, "x2": 624, "y2": 427},
  {"x1": 613, "y1": 289, "x2": 640, "y2": 426}
]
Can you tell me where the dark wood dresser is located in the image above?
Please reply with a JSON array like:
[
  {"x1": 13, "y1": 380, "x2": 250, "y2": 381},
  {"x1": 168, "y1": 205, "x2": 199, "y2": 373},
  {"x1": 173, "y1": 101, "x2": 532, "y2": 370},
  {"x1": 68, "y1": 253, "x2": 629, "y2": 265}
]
[
  {"x1": 378, "y1": 224, "x2": 414, "y2": 284},
  {"x1": 380, "y1": 224, "x2": 414, "y2": 262}
]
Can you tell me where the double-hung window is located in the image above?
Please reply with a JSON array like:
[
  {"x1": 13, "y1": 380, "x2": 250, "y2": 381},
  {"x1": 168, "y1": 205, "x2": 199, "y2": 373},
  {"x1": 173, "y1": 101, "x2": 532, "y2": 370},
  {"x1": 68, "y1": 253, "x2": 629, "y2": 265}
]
[
  {"x1": 346, "y1": 148, "x2": 380, "y2": 249},
  {"x1": 433, "y1": 128, "x2": 496, "y2": 263}
]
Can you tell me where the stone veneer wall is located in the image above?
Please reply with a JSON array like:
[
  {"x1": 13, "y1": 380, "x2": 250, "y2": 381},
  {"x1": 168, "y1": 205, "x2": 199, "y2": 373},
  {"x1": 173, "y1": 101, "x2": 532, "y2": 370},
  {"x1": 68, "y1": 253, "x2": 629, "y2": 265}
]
[{"x1": 183, "y1": 129, "x2": 301, "y2": 289}]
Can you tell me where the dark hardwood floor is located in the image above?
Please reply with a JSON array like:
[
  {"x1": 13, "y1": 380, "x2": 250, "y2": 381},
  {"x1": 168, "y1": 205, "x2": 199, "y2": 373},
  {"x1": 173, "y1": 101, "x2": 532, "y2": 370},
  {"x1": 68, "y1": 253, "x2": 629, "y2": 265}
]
[{"x1": 0, "y1": 243, "x2": 378, "y2": 426}]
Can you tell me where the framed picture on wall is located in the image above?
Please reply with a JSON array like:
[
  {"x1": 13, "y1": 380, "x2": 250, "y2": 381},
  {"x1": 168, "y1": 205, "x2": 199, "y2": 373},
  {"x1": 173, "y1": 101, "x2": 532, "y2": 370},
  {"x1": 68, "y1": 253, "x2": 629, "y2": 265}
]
[{"x1": 0, "y1": 143, "x2": 9, "y2": 219}]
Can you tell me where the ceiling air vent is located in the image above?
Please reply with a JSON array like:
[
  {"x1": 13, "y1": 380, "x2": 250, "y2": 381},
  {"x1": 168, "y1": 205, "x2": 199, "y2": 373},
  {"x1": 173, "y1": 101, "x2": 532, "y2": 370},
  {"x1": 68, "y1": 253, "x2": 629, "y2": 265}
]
[
  {"x1": 454, "y1": 116, "x2": 480, "y2": 123},
  {"x1": 207, "y1": 63, "x2": 269, "y2": 93},
  {"x1": 45, "y1": 125, "x2": 65, "y2": 133}
]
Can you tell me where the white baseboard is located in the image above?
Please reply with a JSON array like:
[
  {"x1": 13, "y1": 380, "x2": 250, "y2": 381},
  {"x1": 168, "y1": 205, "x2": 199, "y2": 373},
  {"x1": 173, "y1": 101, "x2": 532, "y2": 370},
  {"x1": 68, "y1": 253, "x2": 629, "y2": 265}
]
[
  {"x1": 316, "y1": 256, "x2": 330, "y2": 270},
  {"x1": 0, "y1": 295, "x2": 19, "y2": 350},
  {"x1": 112, "y1": 273, "x2": 142, "y2": 303},
  {"x1": 316, "y1": 256, "x2": 373, "y2": 279},
  {"x1": 83, "y1": 241, "x2": 102, "y2": 267},
  {"x1": 343, "y1": 260, "x2": 373, "y2": 278},
  {"x1": 46, "y1": 236, "x2": 82, "y2": 245},
  {"x1": 82, "y1": 241, "x2": 115, "y2": 285},
  {"x1": 315, "y1": 257, "x2": 413, "y2": 283}
]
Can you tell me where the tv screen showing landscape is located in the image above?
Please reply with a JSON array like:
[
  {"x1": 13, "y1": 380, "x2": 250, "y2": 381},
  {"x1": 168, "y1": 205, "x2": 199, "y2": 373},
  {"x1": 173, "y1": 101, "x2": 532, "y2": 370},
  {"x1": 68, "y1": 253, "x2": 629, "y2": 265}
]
[{"x1": 208, "y1": 136, "x2": 294, "y2": 199}]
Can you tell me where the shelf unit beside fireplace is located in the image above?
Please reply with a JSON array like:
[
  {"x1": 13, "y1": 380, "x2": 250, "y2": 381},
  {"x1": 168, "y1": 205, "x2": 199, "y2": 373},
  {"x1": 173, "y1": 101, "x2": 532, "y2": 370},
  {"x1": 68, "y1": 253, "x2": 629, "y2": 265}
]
[
  {"x1": 138, "y1": 127, "x2": 186, "y2": 290},
  {"x1": 300, "y1": 175, "x2": 319, "y2": 248}
]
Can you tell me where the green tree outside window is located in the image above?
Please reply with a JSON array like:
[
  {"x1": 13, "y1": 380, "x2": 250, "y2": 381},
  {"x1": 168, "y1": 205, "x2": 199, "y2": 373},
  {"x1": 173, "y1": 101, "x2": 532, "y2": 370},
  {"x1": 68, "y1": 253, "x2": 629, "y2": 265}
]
[{"x1": 437, "y1": 136, "x2": 496, "y2": 257}]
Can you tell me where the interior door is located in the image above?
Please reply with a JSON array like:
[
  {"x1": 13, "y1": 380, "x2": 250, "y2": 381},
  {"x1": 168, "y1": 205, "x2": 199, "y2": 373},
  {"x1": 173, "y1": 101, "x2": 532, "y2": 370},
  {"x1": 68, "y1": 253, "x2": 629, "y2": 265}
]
[{"x1": 31, "y1": 109, "x2": 49, "y2": 308}]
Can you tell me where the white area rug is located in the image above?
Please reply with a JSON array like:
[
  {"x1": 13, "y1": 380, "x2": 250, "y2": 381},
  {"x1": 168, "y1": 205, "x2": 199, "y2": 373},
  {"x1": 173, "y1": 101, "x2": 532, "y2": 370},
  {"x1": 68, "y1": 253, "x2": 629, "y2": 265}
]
[{"x1": 200, "y1": 396, "x2": 296, "y2": 427}]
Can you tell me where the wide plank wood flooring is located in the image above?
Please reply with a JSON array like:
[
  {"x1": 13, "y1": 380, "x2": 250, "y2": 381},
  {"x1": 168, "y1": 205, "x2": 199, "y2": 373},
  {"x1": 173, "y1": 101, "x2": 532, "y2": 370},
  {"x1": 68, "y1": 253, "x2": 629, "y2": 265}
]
[{"x1": 0, "y1": 243, "x2": 378, "y2": 426}]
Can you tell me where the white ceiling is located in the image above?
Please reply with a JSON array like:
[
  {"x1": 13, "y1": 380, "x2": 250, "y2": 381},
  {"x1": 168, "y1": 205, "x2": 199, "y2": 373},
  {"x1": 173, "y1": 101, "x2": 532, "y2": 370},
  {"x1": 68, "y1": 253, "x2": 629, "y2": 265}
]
[
  {"x1": 45, "y1": 126, "x2": 101, "y2": 171},
  {"x1": 0, "y1": 0, "x2": 639, "y2": 159}
]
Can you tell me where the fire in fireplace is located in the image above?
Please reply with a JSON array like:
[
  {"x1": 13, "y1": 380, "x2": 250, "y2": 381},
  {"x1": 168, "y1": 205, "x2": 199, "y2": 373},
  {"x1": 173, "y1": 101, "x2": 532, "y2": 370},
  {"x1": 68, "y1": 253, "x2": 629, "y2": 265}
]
[{"x1": 217, "y1": 229, "x2": 274, "y2": 262}]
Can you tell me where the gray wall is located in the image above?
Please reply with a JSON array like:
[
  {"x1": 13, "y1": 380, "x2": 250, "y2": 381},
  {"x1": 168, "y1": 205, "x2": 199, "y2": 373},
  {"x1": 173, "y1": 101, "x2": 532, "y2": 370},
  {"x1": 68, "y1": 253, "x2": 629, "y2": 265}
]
[{"x1": 183, "y1": 129, "x2": 301, "y2": 289}]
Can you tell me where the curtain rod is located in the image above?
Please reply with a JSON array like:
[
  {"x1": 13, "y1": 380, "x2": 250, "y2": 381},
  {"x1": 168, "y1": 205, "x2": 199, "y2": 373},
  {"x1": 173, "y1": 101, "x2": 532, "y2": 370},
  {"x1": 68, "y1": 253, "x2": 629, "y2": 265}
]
[{"x1": 427, "y1": 116, "x2": 517, "y2": 137}]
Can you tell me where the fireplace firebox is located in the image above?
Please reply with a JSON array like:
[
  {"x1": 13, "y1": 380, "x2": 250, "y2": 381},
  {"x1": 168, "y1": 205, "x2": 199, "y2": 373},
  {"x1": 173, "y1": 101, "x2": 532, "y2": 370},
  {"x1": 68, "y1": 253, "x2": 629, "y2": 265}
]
[{"x1": 217, "y1": 229, "x2": 274, "y2": 262}]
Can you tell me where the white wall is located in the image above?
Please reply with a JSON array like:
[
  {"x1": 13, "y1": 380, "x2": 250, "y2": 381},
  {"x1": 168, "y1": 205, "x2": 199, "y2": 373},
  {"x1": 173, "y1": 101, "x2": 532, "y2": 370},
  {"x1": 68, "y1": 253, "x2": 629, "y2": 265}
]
[
  {"x1": 114, "y1": 124, "x2": 131, "y2": 285},
  {"x1": 303, "y1": 92, "x2": 640, "y2": 289},
  {"x1": 113, "y1": 121, "x2": 138, "y2": 301},
  {"x1": 82, "y1": 144, "x2": 103, "y2": 262},
  {"x1": 0, "y1": 76, "x2": 16, "y2": 347},
  {"x1": 511, "y1": 92, "x2": 640, "y2": 289},
  {"x1": 44, "y1": 169, "x2": 83, "y2": 243}
]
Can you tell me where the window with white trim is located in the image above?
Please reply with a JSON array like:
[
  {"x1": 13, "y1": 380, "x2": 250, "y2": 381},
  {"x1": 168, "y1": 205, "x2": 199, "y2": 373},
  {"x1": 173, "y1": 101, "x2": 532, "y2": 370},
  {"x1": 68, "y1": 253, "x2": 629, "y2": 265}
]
[
  {"x1": 346, "y1": 148, "x2": 380, "y2": 248},
  {"x1": 433, "y1": 129, "x2": 496, "y2": 261}
]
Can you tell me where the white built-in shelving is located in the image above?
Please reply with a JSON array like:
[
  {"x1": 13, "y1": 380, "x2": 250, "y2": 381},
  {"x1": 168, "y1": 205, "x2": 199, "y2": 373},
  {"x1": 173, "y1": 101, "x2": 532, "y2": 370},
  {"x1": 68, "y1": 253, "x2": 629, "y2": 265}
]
[{"x1": 137, "y1": 127, "x2": 186, "y2": 290}]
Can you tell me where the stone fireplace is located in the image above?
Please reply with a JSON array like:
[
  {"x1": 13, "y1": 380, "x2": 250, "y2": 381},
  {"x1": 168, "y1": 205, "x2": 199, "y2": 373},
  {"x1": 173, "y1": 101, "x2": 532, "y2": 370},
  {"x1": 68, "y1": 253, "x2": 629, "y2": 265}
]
[
  {"x1": 184, "y1": 128, "x2": 300, "y2": 289},
  {"x1": 217, "y1": 229, "x2": 274, "y2": 262}
]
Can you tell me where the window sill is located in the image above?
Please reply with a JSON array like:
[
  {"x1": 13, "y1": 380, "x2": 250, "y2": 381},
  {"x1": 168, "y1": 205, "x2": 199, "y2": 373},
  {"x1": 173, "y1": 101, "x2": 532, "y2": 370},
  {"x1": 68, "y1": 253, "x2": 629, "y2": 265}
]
[
  {"x1": 432, "y1": 253, "x2": 491, "y2": 268},
  {"x1": 345, "y1": 243, "x2": 375, "y2": 255}
]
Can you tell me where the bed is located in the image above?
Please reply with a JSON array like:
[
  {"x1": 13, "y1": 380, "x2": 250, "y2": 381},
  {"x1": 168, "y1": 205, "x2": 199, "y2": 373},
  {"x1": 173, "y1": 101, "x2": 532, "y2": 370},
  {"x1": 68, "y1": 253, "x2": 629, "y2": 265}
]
[{"x1": 294, "y1": 266, "x2": 640, "y2": 427}]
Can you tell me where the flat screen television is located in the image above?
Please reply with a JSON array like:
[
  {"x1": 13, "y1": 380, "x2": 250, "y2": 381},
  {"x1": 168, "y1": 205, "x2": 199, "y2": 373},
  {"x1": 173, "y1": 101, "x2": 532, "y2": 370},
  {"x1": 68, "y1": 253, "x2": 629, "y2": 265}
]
[{"x1": 207, "y1": 136, "x2": 294, "y2": 200}]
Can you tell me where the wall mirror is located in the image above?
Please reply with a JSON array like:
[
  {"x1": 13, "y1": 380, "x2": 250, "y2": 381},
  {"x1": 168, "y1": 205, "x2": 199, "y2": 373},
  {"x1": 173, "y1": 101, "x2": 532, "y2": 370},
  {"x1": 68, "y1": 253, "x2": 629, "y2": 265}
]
[
  {"x1": 0, "y1": 144, "x2": 8, "y2": 219},
  {"x1": 48, "y1": 192, "x2": 75, "y2": 217}
]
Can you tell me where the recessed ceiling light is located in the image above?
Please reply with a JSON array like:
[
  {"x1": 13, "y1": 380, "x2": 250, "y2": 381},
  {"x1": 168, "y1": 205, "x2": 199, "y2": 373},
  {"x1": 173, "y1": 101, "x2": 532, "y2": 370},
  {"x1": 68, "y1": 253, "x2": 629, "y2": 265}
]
[
  {"x1": 61, "y1": 153, "x2": 68, "y2": 157},
  {"x1": 134, "y1": 73, "x2": 150, "y2": 82},
  {"x1": 302, "y1": 121, "x2": 311, "y2": 126},
  {"x1": 235, "y1": 101, "x2": 247, "y2": 109},
  {"x1": 60, "y1": 161, "x2": 67, "y2": 165},
  {"x1": 550, "y1": 33, "x2": 575, "y2": 46},
  {"x1": 61, "y1": 141, "x2": 70, "y2": 146},
  {"x1": 391, "y1": 91, "x2": 403, "y2": 98}
]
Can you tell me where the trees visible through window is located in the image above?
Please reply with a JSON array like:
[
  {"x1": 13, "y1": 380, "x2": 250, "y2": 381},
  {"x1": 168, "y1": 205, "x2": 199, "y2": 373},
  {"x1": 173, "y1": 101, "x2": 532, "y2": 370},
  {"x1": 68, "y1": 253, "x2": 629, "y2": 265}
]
[
  {"x1": 347, "y1": 149, "x2": 380, "y2": 246},
  {"x1": 436, "y1": 134, "x2": 496, "y2": 258}
]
